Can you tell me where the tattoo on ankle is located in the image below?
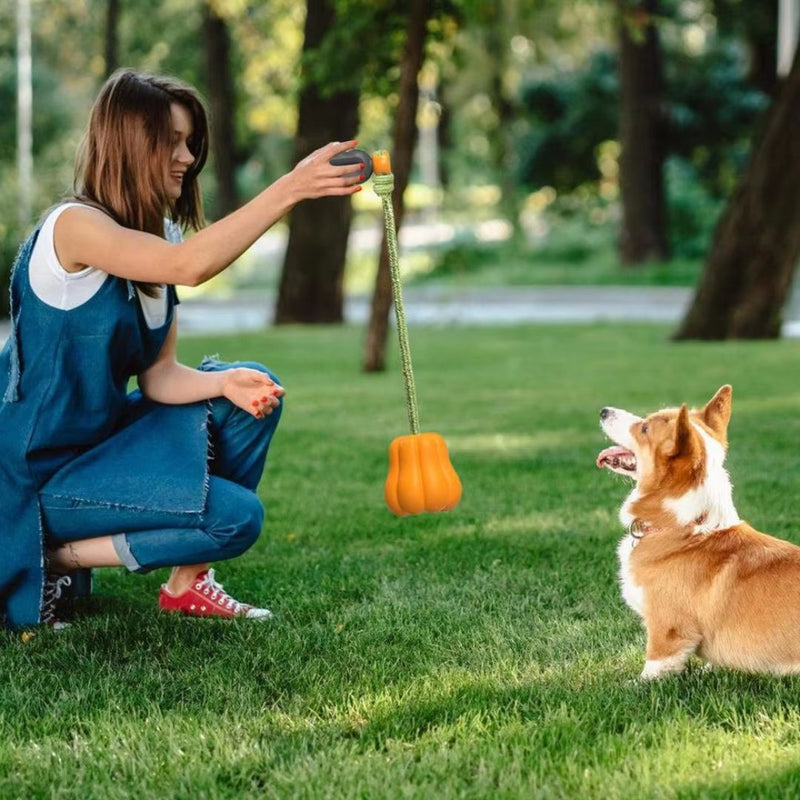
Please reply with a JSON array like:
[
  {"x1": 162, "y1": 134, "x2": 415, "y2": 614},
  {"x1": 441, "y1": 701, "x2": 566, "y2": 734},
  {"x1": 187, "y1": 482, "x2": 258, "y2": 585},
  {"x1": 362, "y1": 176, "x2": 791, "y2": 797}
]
[{"x1": 66, "y1": 543, "x2": 81, "y2": 571}]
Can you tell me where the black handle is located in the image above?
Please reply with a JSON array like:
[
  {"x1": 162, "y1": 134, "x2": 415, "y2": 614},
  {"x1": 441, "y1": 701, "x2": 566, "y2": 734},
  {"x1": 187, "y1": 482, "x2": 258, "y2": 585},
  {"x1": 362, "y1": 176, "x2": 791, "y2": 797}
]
[{"x1": 329, "y1": 148, "x2": 373, "y2": 182}]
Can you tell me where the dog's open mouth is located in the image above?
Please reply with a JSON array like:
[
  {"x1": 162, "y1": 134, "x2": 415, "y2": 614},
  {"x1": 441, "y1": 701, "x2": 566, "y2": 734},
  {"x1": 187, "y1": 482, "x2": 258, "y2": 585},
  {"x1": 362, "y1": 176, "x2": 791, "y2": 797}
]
[{"x1": 596, "y1": 446, "x2": 637, "y2": 476}]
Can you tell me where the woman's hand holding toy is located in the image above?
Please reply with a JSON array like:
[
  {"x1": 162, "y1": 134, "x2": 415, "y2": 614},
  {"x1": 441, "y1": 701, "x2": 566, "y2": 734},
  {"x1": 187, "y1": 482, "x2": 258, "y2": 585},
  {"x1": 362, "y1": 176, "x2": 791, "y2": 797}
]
[{"x1": 287, "y1": 140, "x2": 364, "y2": 200}]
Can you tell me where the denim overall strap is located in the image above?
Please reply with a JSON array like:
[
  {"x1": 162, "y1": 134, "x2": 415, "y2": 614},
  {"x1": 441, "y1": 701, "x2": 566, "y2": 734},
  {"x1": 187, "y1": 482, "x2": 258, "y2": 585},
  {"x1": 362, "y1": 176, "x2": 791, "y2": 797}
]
[{"x1": 3, "y1": 228, "x2": 40, "y2": 403}]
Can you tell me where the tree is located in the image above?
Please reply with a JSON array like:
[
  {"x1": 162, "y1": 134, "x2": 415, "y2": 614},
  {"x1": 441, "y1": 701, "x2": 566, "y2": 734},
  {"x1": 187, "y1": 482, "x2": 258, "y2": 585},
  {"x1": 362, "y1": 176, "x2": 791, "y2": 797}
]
[
  {"x1": 363, "y1": 0, "x2": 432, "y2": 372},
  {"x1": 617, "y1": 0, "x2": 669, "y2": 264},
  {"x1": 104, "y1": 0, "x2": 120, "y2": 77},
  {"x1": 202, "y1": 1, "x2": 239, "y2": 219},
  {"x1": 674, "y1": 47, "x2": 800, "y2": 340},
  {"x1": 274, "y1": 0, "x2": 362, "y2": 324},
  {"x1": 713, "y1": 0, "x2": 779, "y2": 95}
]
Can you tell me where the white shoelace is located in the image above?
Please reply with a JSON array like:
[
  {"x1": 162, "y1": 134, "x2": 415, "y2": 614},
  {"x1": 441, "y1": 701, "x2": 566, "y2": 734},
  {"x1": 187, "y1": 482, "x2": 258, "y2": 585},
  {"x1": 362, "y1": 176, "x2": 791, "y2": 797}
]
[
  {"x1": 41, "y1": 574, "x2": 72, "y2": 625},
  {"x1": 195, "y1": 569, "x2": 245, "y2": 613}
]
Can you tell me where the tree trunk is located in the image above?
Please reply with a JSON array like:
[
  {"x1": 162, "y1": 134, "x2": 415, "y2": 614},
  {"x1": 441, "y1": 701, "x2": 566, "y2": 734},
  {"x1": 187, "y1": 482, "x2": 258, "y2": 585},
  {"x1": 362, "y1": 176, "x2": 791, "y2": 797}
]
[
  {"x1": 202, "y1": 1, "x2": 238, "y2": 219},
  {"x1": 363, "y1": 0, "x2": 430, "y2": 372},
  {"x1": 617, "y1": 0, "x2": 669, "y2": 264},
  {"x1": 484, "y1": 7, "x2": 521, "y2": 240},
  {"x1": 104, "y1": 0, "x2": 120, "y2": 78},
  {"x1": 674, "y1": 50, "x2": 800, "y2": 340},
  {"x1": 437, "y1": 99, "x2": 452, "y2": 189},
  {"x1": 747, "y1": 0, "x2": 778, "y2": 95},
  {"x1": 275, "y1": 0, "x2": 359, "y2": 324}
]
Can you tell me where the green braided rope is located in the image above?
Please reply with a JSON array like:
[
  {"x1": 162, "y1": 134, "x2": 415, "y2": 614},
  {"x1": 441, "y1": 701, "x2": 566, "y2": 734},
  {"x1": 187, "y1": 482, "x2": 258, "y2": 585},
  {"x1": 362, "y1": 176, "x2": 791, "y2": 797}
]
[{"x1": 373, "y1": 171, "x2": 420, "y2": 435}]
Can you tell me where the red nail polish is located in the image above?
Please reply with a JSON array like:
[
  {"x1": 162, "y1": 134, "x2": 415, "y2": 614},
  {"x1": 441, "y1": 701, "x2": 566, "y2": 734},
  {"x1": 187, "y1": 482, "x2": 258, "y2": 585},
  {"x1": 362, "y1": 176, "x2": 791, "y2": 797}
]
[
  {"x1": 251, "y1": 400, "x2": 259, "y2": 407},
  {"x1": 261, "y1": 396, "x2": 268, "y2": 402},
  {"x1": 359, "y1": 174, "x2": 365, "y2": 181}
]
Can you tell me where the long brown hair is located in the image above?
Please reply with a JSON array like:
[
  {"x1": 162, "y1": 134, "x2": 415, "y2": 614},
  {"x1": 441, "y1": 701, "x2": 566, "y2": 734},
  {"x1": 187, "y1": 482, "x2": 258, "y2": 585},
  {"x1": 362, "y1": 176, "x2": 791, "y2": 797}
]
[{"x1": 73, "y1": 69, "x2": 209, "y2": 295}]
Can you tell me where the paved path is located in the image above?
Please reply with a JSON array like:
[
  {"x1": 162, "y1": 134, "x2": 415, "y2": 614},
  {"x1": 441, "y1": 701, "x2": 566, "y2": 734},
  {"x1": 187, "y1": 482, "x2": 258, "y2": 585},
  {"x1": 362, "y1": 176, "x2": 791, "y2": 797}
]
[
  {"x1": 175, "y1": 285, "x2": 694, "y2": 330},
  {"x1": 1, "y1": 284, "x2": 798, "y2": 343},
  {"x1": 169, "y1": 284, "x2": 800, "y2": 337}
]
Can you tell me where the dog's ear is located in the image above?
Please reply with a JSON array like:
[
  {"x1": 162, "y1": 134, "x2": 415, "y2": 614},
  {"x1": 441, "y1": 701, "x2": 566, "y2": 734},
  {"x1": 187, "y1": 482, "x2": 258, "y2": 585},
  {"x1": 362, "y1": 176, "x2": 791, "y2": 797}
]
[
  {"x1": 670, "y1": 404, "x2": 699, "y2": 458},
  {"x1": 701, "y1": 385, "x2": 732, "y2": 443}
]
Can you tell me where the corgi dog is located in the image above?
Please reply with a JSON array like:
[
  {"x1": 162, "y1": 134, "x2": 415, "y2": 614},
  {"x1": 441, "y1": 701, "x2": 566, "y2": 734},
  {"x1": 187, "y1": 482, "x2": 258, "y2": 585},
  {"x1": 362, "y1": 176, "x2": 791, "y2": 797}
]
[{"x1": 597, "y1": 385, "x2": 800, "y2": 679}]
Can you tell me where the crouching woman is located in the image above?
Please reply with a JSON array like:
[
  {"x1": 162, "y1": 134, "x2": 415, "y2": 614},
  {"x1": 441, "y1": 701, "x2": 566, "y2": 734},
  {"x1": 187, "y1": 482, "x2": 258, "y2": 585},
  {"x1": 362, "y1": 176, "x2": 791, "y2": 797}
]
[{"x1": 0, "y1": 70, "x2": 361, "y2": 628}]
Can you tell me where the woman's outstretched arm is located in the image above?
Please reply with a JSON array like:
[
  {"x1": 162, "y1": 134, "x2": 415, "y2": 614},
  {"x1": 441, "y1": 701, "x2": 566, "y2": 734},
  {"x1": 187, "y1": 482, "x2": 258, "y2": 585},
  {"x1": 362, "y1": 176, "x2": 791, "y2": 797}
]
[{"x1": 53, "y1": 140, "x2": 361, "y2": 287}]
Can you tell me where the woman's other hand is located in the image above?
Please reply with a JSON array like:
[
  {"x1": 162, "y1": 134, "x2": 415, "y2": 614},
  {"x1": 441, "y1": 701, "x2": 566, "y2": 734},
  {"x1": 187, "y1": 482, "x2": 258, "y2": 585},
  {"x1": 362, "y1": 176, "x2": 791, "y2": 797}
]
[{"x1": 222, "y1": 368, "x2": 285, "y2": 419}]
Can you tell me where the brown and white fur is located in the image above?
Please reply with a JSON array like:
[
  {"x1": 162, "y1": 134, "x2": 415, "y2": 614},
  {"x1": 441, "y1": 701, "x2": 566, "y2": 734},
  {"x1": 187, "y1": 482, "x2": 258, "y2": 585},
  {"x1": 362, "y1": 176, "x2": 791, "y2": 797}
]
[{"x1": 597, "y1": 385, "x2": 800, "y2": 680}]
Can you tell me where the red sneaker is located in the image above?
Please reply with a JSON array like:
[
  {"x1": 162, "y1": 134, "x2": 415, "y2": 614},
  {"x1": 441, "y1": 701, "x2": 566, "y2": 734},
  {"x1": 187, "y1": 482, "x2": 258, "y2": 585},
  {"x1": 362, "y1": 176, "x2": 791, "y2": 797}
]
[{"x1": 158, "y1": 569, "x2": 272, "y2": 620}]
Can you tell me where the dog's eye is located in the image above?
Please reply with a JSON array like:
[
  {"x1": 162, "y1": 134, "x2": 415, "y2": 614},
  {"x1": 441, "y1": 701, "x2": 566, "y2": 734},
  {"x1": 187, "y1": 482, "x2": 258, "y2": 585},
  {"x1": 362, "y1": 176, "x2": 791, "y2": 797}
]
[{"x1": 641, "y1": 423, "x2": 649, "y2": 434}]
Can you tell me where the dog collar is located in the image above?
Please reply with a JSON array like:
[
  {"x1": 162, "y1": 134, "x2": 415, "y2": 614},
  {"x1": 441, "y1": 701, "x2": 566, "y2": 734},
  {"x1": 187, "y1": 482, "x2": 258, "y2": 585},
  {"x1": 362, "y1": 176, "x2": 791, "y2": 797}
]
[{"x1": 629, "y1": 512, "x2": 709, "y2": 540}]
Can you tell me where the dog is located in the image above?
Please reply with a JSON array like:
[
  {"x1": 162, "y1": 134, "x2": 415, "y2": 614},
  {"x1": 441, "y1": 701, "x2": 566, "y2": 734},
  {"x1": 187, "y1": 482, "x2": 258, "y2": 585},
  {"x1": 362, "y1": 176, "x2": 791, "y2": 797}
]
[{"x1": 597, "y1": 385, "x2": 800, "y2": 679}]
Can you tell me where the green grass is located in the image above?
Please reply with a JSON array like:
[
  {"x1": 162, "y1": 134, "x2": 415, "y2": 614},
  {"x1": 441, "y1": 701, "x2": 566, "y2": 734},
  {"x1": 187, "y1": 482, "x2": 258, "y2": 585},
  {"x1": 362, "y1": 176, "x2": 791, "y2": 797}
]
[{"x1": 2, "y1": 323, "x2": 800, "y2": 799}]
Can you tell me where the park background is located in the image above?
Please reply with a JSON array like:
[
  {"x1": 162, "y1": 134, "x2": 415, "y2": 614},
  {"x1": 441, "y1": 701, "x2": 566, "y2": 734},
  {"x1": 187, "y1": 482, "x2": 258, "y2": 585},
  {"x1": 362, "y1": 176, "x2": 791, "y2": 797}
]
[{"x1": 1, "y1": 1, "x2": 800, "y2": 798}]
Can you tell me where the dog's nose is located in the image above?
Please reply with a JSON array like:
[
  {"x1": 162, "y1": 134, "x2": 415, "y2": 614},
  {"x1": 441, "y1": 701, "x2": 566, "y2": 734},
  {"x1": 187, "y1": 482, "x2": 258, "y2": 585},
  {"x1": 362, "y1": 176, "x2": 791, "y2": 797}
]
[{"x1": 600, "y1": 407, "x2": 612, "y2": 421}]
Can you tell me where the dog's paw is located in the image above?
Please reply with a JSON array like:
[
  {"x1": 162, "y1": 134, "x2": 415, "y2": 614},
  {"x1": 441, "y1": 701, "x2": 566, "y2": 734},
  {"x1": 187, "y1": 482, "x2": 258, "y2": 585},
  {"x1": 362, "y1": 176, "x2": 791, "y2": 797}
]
[{"x1": 640, "y1": 658, "x2": 687, "y2": 680}]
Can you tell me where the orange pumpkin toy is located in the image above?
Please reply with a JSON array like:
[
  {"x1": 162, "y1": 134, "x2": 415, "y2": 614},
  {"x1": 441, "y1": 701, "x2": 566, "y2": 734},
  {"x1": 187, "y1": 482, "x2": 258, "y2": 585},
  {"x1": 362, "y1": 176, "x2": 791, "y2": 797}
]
[
  {"x1": 385, "y1": 433, "x2": 462, "y2": 516},
  {"x1": 371, "y1": 150, "x2": 462, "y2": 516}
]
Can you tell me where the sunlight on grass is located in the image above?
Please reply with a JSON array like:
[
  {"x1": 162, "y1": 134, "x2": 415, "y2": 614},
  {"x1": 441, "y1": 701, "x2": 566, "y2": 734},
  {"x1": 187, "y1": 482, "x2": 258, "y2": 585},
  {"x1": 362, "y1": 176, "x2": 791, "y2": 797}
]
[
  {"x1": 481, "y1": 506, "x2": 618, "y2": 536},
  {"x1": 449, "y1": 430, "x2": 585, "y2": 455}
]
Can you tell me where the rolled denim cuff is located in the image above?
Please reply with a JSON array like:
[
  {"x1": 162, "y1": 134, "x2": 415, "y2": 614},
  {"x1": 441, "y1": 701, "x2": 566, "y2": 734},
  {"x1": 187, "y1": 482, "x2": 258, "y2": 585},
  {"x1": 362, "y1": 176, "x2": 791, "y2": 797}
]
[{"x1": 111, "y1": 533, "x2": 145, "y2": 573}]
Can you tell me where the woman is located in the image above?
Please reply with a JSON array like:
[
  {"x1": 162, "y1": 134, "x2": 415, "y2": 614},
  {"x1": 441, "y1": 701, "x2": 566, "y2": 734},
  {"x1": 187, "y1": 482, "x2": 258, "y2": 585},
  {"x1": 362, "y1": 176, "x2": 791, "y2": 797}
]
[{"x1": 0, "y1": 69, "x2": 362, "y2": 628}]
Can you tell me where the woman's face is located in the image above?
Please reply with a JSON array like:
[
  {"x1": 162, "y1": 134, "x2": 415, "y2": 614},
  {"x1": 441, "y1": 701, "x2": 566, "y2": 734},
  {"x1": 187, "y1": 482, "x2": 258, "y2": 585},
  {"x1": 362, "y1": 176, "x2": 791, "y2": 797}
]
[{"x1": 164, "y1": 103, "x2": 195, "y2": 201}]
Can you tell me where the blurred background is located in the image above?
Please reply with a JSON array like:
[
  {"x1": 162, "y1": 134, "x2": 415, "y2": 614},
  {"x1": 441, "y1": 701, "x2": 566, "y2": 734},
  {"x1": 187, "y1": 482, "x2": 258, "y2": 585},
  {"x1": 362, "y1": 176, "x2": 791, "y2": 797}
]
[{"x1": 2, "y1": 0, "x2": 800, "y2": 363}]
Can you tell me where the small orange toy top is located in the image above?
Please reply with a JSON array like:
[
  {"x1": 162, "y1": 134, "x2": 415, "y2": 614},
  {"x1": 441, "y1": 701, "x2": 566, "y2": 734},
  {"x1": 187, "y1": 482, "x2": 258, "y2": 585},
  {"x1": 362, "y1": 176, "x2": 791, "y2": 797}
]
[{"x1": 372, "y1": 150, "x2": 392, "y2": 175}]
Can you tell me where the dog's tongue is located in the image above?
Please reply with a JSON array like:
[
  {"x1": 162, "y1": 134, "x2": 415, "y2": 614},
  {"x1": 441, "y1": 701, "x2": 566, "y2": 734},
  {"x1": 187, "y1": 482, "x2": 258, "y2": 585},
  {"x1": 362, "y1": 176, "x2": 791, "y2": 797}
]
[{"x1": 596, "y1": 446, "x2": 633, "y2": 469}]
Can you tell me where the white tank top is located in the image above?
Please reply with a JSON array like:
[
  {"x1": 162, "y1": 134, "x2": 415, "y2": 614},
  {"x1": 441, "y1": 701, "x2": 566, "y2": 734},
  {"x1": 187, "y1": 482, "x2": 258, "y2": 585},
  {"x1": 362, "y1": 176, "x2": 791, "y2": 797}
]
[{"x1": 28, "y1": 202, "x2": 181, "y2": 329}]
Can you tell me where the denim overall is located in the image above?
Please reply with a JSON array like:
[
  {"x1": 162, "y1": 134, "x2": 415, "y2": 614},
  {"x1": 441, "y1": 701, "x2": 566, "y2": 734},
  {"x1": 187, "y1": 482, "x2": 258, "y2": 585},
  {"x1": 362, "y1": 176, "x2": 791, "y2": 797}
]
[{"x1": 0, "y1": 225, "x2": 281, "y2": 628}]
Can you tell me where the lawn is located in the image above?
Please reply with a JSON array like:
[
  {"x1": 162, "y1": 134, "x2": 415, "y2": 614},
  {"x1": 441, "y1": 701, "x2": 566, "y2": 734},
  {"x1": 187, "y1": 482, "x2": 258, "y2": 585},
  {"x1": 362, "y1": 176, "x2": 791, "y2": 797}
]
[{"x1": 2, "y1": 323, "x2": 799, "y2": 799}]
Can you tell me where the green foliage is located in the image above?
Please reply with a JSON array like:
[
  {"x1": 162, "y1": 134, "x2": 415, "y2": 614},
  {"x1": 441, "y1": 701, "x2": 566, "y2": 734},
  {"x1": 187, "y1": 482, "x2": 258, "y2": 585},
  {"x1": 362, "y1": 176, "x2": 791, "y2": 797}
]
[
  {"x1": 416, "y1": 228, "x2": 702, "y2": 288},
  {"x1": 0, "y1": 5, "x2": 76, "y2": 164},
  {"x1": 304, "y1": 0, "x2": 406, "y2": 97},
  {"x1": 666, "y1": 157, "x2": 724, "y2": 259},
  {"x1": 0, "y1": 0, "x2": 105, "y2": 310},
  {"x1": 415, "y1": 187, "x2": 705, "y2": 288},
  {"x1": 0, "y1": 0, "x2": 780, "y2": 311},
  {"x1": 0, "y1": 168, "x2": 27, "y2": 317},
  {"x1": 1, "y1": 325, "x2": 799, "y2": 797},
  {"x1": 517, "y1": 50, "x2": 618, "y2": 193},
  {"x1": 517, "y1": 35, "x2": 767, "y2": 199},
  {"x1": 0, "y1": 224, "x2": 18, "y2": 317},
  {"x1": 665, "y1": 39, "x2": 768, "y2": 197}
]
